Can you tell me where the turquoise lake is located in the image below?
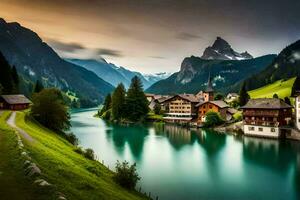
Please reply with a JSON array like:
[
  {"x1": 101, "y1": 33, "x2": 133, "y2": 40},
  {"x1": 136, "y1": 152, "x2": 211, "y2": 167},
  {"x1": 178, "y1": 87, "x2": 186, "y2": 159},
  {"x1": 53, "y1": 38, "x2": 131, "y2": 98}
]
[{"x1": 70, "y1": 108, "x2": 300, "y2": 200}]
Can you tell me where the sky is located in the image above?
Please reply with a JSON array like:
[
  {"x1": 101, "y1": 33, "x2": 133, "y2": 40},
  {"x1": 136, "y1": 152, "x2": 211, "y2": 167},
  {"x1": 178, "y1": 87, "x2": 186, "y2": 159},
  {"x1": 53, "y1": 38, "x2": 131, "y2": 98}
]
[{"x1": 0, "y1": 0, "x2": 300, "y2": 74}]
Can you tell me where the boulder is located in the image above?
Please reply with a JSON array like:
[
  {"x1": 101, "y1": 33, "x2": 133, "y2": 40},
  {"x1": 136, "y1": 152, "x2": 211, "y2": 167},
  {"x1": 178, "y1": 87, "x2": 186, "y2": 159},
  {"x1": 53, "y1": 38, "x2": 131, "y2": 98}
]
[
  {"x1": 34, "y1": 179, "x2": 51, "y2": 187},
  {"x1": 25, "y1": 163, "x2": 41, "y2": 177}
]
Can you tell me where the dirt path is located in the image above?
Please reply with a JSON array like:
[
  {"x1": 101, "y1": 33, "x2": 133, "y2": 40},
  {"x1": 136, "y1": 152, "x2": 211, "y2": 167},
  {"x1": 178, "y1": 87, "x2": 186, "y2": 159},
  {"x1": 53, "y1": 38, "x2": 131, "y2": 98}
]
[{"x1": 7, "y1": 112, "x2": 34, "y2": 142}]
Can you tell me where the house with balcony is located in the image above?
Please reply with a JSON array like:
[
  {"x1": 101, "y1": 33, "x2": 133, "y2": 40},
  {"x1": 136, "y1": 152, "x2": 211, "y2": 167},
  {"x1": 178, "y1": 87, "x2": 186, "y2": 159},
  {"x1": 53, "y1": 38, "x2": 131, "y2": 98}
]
[
  {"x1": 161, "y1": 94, "x2": 200, "y2": 123},
  {"x1": 240, "y1": 98, "x2": 292, "y2": 138}
]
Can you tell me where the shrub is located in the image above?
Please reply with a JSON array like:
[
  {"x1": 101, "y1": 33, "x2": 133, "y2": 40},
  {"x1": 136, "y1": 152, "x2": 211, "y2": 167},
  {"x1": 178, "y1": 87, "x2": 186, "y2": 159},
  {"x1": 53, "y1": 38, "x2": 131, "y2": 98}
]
[
  {"x1": 65, "y1": 132, "x2": 79, "y2": 146},
  {"x1": 204, "y1": 111, "x2": 224, "y2": 127},
  {"x1": 74, "y1": 147, "x2": 84, "y2": 155},
  {"x1": 114, "y1": 160, "x2": 140, "y2": 190},
  {"x1": 233, "y1": 112, "x2": 243, "y2": 122},
  {"x1": 153, "y1": 103, "x2": 161, "y2": 115},
  {"x1": 84, "y1": 148, "x2": 95, "y2": 160}
]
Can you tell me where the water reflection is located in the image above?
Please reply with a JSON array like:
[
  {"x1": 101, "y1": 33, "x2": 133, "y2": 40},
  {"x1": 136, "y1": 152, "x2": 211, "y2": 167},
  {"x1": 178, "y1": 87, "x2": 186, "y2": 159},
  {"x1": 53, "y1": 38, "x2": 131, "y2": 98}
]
[{"x1": 105, "y1": 122, "x2": 149, "y2": 160}]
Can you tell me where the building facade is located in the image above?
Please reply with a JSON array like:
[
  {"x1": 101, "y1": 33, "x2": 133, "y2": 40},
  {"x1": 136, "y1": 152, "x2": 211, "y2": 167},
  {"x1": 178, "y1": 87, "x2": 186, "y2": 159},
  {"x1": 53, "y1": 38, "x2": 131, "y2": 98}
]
[
  {"x1": 196, "y1": 100, "x2": 229, "y2": 123},
  {"x1": 0, "y1": 95, "x2": 31, "y2": 110},
  {"x1": 293, "y1": 92, "x2": 300, "y2": 130},
  {"x1": 162, "y1": 94, "x2": 199, "y2": 123},
  {"x1": 241, "y1": 98, "x2": 292, "y2": 138}
]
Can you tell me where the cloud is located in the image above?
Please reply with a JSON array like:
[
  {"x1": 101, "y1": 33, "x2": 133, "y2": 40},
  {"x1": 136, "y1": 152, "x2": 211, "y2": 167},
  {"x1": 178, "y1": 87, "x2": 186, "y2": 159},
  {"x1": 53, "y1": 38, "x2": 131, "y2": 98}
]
[
  {"x1": 47, "y1": 39, "x2": 85, "y2": 52},
  {"x1": 176, "y1": 32, "x2": 203, "y2": 41},
  {"x1": 149, "y1": 56, "x2": 166, "y2": 59},
  {"x1": 96, "y1": 48, "x2": 123, "y2": 57}
]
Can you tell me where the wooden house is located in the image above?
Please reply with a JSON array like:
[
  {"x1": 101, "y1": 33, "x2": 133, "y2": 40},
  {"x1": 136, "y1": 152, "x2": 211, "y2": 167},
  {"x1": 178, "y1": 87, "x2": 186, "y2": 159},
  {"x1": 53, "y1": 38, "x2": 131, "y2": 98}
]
[
  {"x1": 0, "y1": 94, "x2": 31, "y2": 110},
  {"x1": 240, "y1": 98, "x2": 292, "y2": 138},
  {"x1": 196, "y1": 100, "x2": 230, "y2": 123}
]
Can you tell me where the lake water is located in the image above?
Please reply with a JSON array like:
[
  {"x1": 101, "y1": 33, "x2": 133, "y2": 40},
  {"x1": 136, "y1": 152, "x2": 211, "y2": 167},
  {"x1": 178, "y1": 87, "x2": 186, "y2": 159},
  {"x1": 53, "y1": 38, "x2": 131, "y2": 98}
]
[{"x1": 70, "y1": 108, "x2": 300, "y2": 200}]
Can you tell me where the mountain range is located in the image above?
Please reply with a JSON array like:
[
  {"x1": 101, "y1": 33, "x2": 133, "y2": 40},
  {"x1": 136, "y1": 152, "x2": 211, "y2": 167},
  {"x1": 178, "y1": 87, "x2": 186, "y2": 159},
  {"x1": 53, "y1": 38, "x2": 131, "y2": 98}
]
[
  {"x1": 146, "y1": 37, "x2": 276, "y2": 94},
  {"x1": 68, "y1": 59, "x2": 169, "y2": 89}
]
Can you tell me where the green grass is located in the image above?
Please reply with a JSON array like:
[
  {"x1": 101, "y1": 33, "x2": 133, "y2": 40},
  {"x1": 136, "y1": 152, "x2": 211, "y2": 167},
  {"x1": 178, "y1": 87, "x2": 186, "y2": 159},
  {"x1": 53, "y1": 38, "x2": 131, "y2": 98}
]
[
  {"x1": 147, "y1": 112, "x2": 164, "y2": 122},
  {"x1": 0, "y1": 111, "x2": 52, "y2": 200},
  {"x1": 249, "y1": 77, "x2": 296, "y2": 99},
  {"x1": 15, "y1": 111, "x2": 147, "y2": 200}
]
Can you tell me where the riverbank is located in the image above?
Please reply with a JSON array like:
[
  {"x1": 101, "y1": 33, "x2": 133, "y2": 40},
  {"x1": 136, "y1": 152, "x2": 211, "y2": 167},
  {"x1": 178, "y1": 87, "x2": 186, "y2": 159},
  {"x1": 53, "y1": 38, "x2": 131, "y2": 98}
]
[{"x1": 10, "y1": 110, "x2": 148, "y2": 200}]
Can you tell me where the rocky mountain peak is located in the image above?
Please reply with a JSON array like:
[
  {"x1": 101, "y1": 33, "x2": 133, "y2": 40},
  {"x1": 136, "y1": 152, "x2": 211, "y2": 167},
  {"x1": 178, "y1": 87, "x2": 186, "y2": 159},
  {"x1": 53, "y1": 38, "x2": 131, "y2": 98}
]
[{"x1": 201, "y1": 37, "x2": 253, "y2": 60}]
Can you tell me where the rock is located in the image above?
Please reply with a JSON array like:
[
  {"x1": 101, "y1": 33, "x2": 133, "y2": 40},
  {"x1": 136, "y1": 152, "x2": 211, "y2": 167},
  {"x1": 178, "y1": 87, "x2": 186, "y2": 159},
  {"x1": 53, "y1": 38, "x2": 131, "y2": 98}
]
[
  {"x1": 57, "y1": 195, "x2": 67, "y2": 200},
  {"x1": 23, "y1": 160, "x2": 31, "y2": 168},
  {"x1": 34, "y1": 179, "x2": 51, "y2": 187},
  {"x1": 21, "y1": 151, "x2": 27, "y2": 156},
  {"x1": 25, "y1": 163, "x2": 41, "y2": 177}
]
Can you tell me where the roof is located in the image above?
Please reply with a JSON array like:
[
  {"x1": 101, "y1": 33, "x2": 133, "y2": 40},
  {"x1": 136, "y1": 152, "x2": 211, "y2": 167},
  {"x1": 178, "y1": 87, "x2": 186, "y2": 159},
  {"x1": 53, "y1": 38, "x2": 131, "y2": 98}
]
[
  {"x1": 196, "y1": 100, "x2": 229, "y2": 108},
  {"x1": 240, "y1": 98, "x2": 293, "y2": 109},
  {"x1": 160, "y1": 94, "x2": 200, "y2": 103},
  {"x1": 205, "y1": 73, "x2": 214, "y2": 93},
  {"x1": 1, "y1": 94, "x2": 31, "y2": 105},
  {"x1": 227, "y1": 108, "x2": 238, "y2": 114}
]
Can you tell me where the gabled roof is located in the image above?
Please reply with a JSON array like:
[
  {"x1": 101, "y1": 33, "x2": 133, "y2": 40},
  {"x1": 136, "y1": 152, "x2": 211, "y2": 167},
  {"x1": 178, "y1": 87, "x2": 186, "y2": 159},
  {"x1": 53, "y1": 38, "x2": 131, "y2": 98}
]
[
  {"x1": 160, "y1": 94, "x2": 200, "y2": 103},
  {"x1": 1, "y1": 94, "x2": 31, "y2": 105},
  {"x1": 196, "y1": 100, "x2": 229, "y2": 108},
  {"x1": 240, "y1": 98, "x2": 293, "y2": 109}
]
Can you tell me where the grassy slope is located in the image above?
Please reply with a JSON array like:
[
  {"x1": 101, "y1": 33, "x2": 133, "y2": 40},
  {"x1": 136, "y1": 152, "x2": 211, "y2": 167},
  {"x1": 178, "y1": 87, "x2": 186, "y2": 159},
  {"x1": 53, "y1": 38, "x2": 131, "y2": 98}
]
[
  {"x1": 15, "y1": 111, "x2": 147, "y2": 200},
  {"x1": 249, "y1": 77, "x2": 296, "y2": 99},
  {"x1": 0, "y1": 111, "x2": 51, "y2": 200}
]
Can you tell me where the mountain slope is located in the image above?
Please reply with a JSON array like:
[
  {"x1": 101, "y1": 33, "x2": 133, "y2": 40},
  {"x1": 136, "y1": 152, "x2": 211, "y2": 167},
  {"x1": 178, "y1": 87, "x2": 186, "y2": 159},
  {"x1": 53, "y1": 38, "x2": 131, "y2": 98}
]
[
  {"x1": 201, "y1": 37, "x2": 253, "y2": 60},
  {"x1": 249, "y1": 77, "x2": 296, "y2": 99},
  {"x1": 0, "y1": 18, "x2": 114, "y2": 104},
  {"x1": 146, "y1": 55, "x2": 276, "y2": 94},
  {"x1": 244, "y1": 39, "x2": 300, "y2": 91},
  {"x1": 68, "y1": 59, "x2": 163, "y2": 89}
]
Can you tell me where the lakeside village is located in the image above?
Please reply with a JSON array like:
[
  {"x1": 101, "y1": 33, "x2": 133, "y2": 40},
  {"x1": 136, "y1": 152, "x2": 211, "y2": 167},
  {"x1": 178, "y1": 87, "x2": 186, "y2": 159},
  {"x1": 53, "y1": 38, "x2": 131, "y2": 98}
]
[
  {"x1": 145, "y1": 75, "x2": 300, "y2": 140},
  {"x1": 1, "y1": 74, "x2": 300, "y2": 141}
]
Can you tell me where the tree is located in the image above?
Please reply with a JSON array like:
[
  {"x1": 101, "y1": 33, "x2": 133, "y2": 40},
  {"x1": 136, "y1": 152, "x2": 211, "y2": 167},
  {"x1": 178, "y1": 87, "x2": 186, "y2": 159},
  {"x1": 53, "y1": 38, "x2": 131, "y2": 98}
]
[
  {"x1": 284, "y1": 97, "x2": 291, "y2": 105},
  {"x1": 111, "y1": 84, "x2": 126, "y2": 120},
  {"x1": 11, "y1": 65, "x2": 19, "y2": 93},
  {"x1": 153, "y1": 103, "x2": 161, "y2": 115},
  {"x1": 0, "y1": 52, "x2": 14, "y2": 94},
  {"x1": 31, "y1": 88, "x2": 70, "y2": 132},
  {"x1": 292, "y1": 76, "x2": 300, "y2": 96},
  {"x1": 214, "y1": 93, "x2": 223, "y2": 100},
  {"x1": 203, "y1": 111, "x2": 224, "y2": 127},
  {"x1": 125, "y1": 76, "x2": 149, "y2": 121},
  {"x1": 273, "y1": 93, "x2": 279, "y2": 98},
  {"x1": 99, "y1": 94, "x2": 112, "y2": 116},
  {"x1": 34, "y1": 80, "x2": 44, "y2": 93},
  {"x1": 239, "y1": 81, "x2": 250, "y2": 106},
  {"x1": 114, "y1": 160, "x2": 140, "y2": 190}
]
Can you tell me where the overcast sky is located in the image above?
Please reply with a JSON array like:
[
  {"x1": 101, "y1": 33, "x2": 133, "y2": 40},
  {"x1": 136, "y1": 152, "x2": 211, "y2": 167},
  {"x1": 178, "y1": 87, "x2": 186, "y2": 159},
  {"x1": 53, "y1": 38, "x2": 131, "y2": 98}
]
[{"x1": 1, "y1": 0, "x2": 300, "y2": 74}]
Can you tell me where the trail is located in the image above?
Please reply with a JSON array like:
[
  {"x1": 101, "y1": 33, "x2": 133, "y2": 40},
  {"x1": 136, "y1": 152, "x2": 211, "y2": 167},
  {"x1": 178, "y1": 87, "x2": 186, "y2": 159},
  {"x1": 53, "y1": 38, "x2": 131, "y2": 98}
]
[{"x1": 7, "y1": 112, "x2": 34, "y2": 142}]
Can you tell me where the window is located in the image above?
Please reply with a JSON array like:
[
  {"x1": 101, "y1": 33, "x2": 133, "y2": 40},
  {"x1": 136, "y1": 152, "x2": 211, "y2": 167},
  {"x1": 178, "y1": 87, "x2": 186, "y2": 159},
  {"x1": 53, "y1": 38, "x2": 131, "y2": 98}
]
[
  {"x1": 209, "y1": 105, "x2": 213, "y2": 109},
  {"x1": 298, "y1": 118, "x2": 300, "y2": 123},
  {"x1": 271, "y1": 128, "x2": 276, "y2": 132},
  {"x1": 258, "y1": 127, "x2": 263, "y2": 132},
  {"x1": 248, "y1": 127, "x2": 255, "y2": 131}
]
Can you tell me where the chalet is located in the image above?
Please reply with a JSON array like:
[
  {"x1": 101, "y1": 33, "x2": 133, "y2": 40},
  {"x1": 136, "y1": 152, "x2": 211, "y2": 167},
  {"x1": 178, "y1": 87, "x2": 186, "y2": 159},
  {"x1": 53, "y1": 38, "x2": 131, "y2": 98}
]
[
  {"x1": 196, "y1": 100, "x2": 230, "y2": 123},
  {"x1": 148, "y1": 95, "x2": 172, "y2": 111},
  {"x1": 241, "y1": 98, "x2": 292, "y2": 138},
  {"x1": 162, "y1": 94, "x2": 200, "y2": 123},
  {"x1": 0, "y1": 94, "x2": 31, "y2": 110}
]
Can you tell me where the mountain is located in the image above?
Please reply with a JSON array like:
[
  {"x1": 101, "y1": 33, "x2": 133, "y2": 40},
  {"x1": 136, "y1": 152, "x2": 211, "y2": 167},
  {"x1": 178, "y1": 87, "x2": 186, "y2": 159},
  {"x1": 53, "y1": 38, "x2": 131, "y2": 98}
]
[
  {"x1": 0, "y1": 18, "x2": 114, "y2": 105},
  {"x1": 146, "y1": 54, "x2": 276, "y2": 95},
  {"x1": 201, "y1": 37, "x2": 253, "y2": 60},
  {"x1": 243, "y1": 39, "x2": 300, "y2": 91},
  {"x1": 68, "y1": 58, "x2": 166, "y2": 89}
]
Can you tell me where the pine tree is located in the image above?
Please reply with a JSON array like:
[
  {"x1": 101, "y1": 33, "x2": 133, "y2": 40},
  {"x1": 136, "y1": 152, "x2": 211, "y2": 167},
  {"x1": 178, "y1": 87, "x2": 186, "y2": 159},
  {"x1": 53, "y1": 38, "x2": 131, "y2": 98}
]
[
  {"x1": 273, "y1": 93, "x2": 279, "y2": 99},
  {"x1": 11, "y1": 65, "x2": 19, "y2": 93},
  {"x1": 239, "y1": 81, "x2": 250, "y2": 106},
  {"x1": 125, "y1": 76, "x2": 149, "y2": 121},
  {"x1": 99, "y1": 94, "x2": 112, "y2": 115},
  {"x1": 111, "y1": 84, "x2": 126, "y2": 120},
  {"x1": 34, "y1": 80, "x2": 44, "y2": 93},
  {"x1": 284, "y1": 97, "x2": 291, "y2": 105},
  {"x1": 0, "y1": 52, "x2": 14, "y2": 94}
]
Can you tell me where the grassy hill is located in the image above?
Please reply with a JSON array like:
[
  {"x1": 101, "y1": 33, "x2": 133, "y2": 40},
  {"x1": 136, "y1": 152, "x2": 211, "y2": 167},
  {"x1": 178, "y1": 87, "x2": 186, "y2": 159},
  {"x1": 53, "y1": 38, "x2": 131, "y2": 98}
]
[
  {"x1": 249, "y1": 77, "x2": 296, "y2": 99},
  {"x1": 11, "y1": 111, "x2": 147, "y2": 200}
]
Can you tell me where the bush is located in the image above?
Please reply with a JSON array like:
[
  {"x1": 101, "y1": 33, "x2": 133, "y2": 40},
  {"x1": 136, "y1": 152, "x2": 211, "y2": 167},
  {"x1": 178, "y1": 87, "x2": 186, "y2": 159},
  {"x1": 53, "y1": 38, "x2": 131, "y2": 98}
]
[
  {"x1": 65, "y1": 133, "x2": 79, "y2": 146},
  {"x1": 203, "y1": 111, "x2": 224, "y2": 127},
  {"x1": 84, "y1": 148, "x2": 95, "y2": 160},
  {"x1": 153, "y1": 103, "x2": 161, "y2": 115},
  {"x1": 114, "y1": 160, "x2": 140, "y2": 190},
  {"x1": 233, "y1": 111, "x2": 243, "y2": 122},
  {"x1": 74, "y1": 147, "x2": 84, "y2": 155}
]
